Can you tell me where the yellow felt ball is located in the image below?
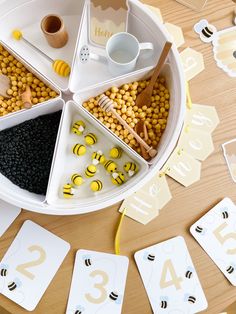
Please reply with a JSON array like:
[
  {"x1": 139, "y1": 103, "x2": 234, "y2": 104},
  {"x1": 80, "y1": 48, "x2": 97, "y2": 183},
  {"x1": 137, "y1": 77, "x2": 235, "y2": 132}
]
[
  {"x1": 90, "y1": 180, "x2": 103, "y2": 192},
  {"x1": 72, "y1": 144, "x2": 86, "y2": 156},
  {"x1": 109, "y1": 147, "x2": 123, "y2": 159},
  {"x1": 71, "y1": 174, "x2": 83, "y2": 186},
  {"x1": 85, "y1": 164, "x2": 97, "y2": 178},
  {"x1": 84, "y1": 133, "x2": 97, "y2": 145},
  {"x1": 12, "y1": 29, "x2": 22, "y2": 40}
]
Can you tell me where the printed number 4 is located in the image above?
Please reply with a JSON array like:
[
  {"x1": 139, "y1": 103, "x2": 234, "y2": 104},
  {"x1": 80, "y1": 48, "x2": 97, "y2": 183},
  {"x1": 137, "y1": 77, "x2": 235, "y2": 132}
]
[
  {"x1": 160, "y1": 259, "x2": 183, "y2": 290},
  {"x1": 16, "y1": 245, "x2": 46, "y2": 280},
  {"x1": 213, "y1": 222, "x2": 236, "y2": 255},
  {"x1": 85, "y1": 270, "x2": 109, "y2": 304}
]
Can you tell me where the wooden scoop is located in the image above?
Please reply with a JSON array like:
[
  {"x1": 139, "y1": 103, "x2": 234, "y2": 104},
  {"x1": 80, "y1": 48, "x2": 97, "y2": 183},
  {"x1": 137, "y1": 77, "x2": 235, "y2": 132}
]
[
  {"x1": 21, "y1": 85, "x2": 32, "y2": 109},
  {"x1": 135, "y1": 120, "x2": 150, "y2": 160},
  {"x1": 136, "y1": 41, "x2": 172, "y2": 108},
  {"x1": 98, "y1": 94, "x2": 157, "y2": 158},
  {"x1": 0, "y1": 74, "x2": 10, "y2": 98}
]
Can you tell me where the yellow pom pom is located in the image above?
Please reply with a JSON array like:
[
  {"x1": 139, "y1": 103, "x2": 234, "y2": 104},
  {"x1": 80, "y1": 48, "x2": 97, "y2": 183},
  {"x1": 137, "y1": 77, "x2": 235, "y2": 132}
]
[
  {"x1": 109, "y1": 147, "x2": 123, "y2": 159},
  {"x1": 12, "y1": 29, "x2": 22, "y2": 40},
  {"x1": 85, "y1": 133, "x2": 97, "y2": 145},
  {"x1": 71, "y1": 174, "x2": 83, "y2": 186},
  {"x1": 85, "y1": 164, "x2": 97, "y2": 178}
]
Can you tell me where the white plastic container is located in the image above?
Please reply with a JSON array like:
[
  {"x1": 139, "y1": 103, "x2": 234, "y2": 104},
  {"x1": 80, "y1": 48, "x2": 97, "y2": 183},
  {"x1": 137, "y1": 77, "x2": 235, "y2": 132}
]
[{"x1": 0, "y1": 0, "x2": 185, "y2": 215}]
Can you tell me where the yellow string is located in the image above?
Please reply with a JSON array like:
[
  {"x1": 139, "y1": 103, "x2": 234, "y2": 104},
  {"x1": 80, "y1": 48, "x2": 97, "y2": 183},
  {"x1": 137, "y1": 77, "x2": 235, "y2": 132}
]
[
  {"x1": 186, "y1": 81, "x2": 192, "y2": 110},
  {"x1": 115, "y1": 208, "x2": 127, "y2": 255}
]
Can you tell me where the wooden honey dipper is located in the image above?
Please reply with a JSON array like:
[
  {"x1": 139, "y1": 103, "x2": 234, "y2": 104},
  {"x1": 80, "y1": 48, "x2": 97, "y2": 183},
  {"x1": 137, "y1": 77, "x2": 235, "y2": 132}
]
[{"x1": 98, "y1": 94, "x2": 157, "y2": 158}]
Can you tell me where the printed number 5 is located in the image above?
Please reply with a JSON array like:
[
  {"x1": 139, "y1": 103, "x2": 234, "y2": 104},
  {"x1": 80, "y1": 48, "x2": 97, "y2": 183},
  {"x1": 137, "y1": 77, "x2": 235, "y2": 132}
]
[
  {"x1": 16, "y1": 245, "x2": 46, "y2": 280},
  {"x1": 85, "y1": 270, "x2": 109, "y2": 304},
  {"x1": 213, "y1": 222, "x2": 236, "y2": 255}
]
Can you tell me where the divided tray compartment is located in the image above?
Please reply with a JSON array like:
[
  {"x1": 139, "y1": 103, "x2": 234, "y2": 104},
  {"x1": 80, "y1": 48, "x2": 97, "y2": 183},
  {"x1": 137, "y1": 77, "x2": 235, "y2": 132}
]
[
  {"x1": 0, "y1": 98, "x2": 64, "y2": 209},
  {"x1": 46, "y1": 100, "x2": 149, "y2": 209},
  {"x1": 0, "y1": 40, "x2": 61, "y2": 122},
  {"x1": 0, "y1": 0, "x2": 86, "y2": 92},
  {"x1": 69, "y1": 0, "x2": 163, "y2": 93}
]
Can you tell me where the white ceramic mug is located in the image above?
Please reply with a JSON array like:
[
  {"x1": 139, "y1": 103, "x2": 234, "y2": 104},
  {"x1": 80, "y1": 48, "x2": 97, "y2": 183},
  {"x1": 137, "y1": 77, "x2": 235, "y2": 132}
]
[
  {"x1": 106, "y1": 32, "x2": 153, "y2": 75},
  {"x1": 82, "y1": 32, "x2": 154, "y2": 75}
]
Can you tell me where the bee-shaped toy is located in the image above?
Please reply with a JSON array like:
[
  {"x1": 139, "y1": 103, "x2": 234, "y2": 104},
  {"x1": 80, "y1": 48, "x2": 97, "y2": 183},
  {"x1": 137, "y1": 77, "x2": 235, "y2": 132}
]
[
  {"x1": 111, "y1": 172, "x2": 125, "y2": 185},
  {"x1": 90, "y1": 180, "x2": 103, "y2": 192},
  {"x1": 109, "y1": 147, "x2": 123, "y2": 159},
  {"x1": 124, "y1": 162, "x2": 138, "y2": 177},
  {"x1": 92, "y1": 151, "x2": 105, "y2": 165},
  {"x1": 72, "y1": 144, "x2": 86, "y2": 156},
  {"x1": 72, "y1": 120, "x2": 86, "y2": 135},
  {"x1": 63, "y1": 183, "x2": 74, "y2": 198},
  {"x1": 104, "y1": 160, "x2": 118, "y2": 173},
  {"x1": 71, "y1": 174, "x2": 83, "y2": 186},
  {"x1": 85, "y1": 164, "x2": 97, "y2": 177},
  {"x1": 84, "y1": 133, "x2": 97, "y2": 145},
  {"x1": 194, "y1": 19, "x2": 236, "y2": 77}
]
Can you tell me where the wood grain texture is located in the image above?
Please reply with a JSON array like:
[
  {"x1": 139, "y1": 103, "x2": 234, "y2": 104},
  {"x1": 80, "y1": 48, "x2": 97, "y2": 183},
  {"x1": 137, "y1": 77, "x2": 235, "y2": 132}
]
[{"x1": 0, "y1": 0, "x2": 236, "y2": 313}]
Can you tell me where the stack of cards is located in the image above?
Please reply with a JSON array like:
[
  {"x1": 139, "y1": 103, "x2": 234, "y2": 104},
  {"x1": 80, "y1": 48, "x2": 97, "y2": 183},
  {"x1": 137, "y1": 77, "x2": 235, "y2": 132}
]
[
  {"x1": 135, "y1": 236, "x2": 208, "y2": 313},
  {"x1": 0, "y1": 220, "x2": 70, "y2": 311},
  {"x1": 191, "y1": 197, "x2": 236, "y2": 286},
  {"x1": 66, "y1": 250, "x2": 129, "y2": 314}
]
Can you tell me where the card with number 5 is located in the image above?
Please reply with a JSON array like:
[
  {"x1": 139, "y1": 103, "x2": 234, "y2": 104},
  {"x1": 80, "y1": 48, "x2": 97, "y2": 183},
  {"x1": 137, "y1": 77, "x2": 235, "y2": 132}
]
[
  {"x1": 135, "y1": 236, "x2": 207, "y2": 313},
  {"x1": 66, "y1": 250, "x2": 129, "y2": 314},
  {"x1": 0, "y1": 220, "x2": 70, "y2": 311},
  {"x1": 190, "y1": 197, "x2": 236, "y2": 286}
]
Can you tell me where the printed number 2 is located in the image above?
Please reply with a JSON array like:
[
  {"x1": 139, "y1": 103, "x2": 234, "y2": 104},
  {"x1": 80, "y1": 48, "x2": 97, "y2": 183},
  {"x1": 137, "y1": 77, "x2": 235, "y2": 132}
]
[
  {"x1": 16, "y1": 245, "x2": 46, "y2": 280},
  {"x1": 213, "y1": 222, "x2": 236, "y2": 255},
  {"x1": 85, "y1": 270, "x2": 109, "y2": 304},
  {"x1": 160, "y1": 259, "x2": 183, "y2": 290}
]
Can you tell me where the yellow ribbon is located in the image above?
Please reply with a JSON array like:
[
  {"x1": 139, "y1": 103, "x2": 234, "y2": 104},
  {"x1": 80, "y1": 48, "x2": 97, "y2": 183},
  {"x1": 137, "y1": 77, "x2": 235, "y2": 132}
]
[
  {"x1": 115, "y1": 208, "x2": 127, "y2": 255},
  {"x1": 186, "y1": 81, "x2": 192, "y2": 110}
]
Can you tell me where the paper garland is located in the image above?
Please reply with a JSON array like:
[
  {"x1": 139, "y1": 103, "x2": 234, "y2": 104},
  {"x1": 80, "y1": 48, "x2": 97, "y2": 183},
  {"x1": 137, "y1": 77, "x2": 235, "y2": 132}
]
[{"x1": 118, "y1": 5, "x2": 219, "y2": 225}]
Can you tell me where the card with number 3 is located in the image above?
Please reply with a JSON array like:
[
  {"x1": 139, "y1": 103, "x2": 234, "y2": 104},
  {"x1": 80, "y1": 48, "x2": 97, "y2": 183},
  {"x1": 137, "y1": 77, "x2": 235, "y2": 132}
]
[
  {"x1": 0, "y1": 220, "x2": 70, "y2": 311},
  {"x1": 135, "y1": 236, "x2": 208, "y2": 313},
  {"x1": 190, "y1": 197, "x2": 236, "y2": 286},
  {"x1": 66, "y1": 250, "x2": 129, "y2": 314}
]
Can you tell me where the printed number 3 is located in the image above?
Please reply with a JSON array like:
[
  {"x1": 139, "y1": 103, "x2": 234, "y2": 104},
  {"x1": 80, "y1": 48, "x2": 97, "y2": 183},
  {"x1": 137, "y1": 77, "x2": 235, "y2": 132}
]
[
  {"x1": 85, "y1": 270, "x2": 109, "y2": 304},
  {"x1": 213, "y1": 222, "x2": 236, "y2": 255},
  {"x1": 16, "y1": 245, "x2": 46, "y2": 280},
  {"x1": 160, "y1": 259, "x2": 183, "y2": 290}
]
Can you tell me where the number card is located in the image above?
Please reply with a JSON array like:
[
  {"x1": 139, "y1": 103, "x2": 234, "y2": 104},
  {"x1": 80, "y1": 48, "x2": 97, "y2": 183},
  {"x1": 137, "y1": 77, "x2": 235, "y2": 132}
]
[
  {"x1": 66, "y1": 250, "x2": 129, "y2": 314},
  {"x1": 0, "y1": 220, "x2": 70, "y2": 311},
  {"x1": 190, "y1": 197, "x2": 236, "y2": 285},
  {"x1": 0, "y1": 200, "x2": 21, "y2": 237},
  {"x1": 135, "y1": 236, "x2": 208, "y2": 313}
]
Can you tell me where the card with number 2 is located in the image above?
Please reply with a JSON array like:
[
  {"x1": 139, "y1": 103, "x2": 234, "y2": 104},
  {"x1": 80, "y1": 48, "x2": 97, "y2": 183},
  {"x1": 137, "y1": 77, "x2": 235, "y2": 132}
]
[
  {"x1": 190, "y1": 197, "x2": 236, "y2": 286},
  {"x1": 66, "y1": 249, "x2": 129, "y2": 314},
  {"x1": 0, "y1": 220, "x2": 70, "y2": 311},
  {"x1": 135, "y1": 236, "x2": 208, "y2": 313}
]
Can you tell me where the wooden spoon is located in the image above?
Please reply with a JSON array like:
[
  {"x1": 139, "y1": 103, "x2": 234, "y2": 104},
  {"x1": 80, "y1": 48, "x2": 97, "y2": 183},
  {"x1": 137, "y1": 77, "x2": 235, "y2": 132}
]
[
  {"x1": 136, "y1": 41, "x2": 172, "y2": 108},
  {"x1": 21, "y1": 85, "x2": 32, "y2": 109},
  {"x1": 0, "y1": 74, "x2": 10, "y2": 98},
  {"x1": 135, "y1": 120, "x2": 150, "y2": 160}
]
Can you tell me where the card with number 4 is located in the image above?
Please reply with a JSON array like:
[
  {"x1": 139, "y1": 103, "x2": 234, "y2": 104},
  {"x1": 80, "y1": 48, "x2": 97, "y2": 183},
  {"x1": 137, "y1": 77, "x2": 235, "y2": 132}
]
[
  {"x1": 190, "y1": 197, "x2": 236, "y2": 286},
  {"x1": 135, "y1": 236, "x2": 208, "y2": 313},
  {"x1": 0, "y1": 220, "x2": 70, "y2": 311},
  {"x1": 66, "y1": 250, "x2": 129, "y2": 314}
]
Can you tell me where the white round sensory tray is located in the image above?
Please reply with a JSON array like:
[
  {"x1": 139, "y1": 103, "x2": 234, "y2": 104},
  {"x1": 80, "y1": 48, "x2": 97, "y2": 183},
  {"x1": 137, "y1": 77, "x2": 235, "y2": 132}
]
[{"x1": 0, "y1": 0, "x2": 185, "y2": 215}]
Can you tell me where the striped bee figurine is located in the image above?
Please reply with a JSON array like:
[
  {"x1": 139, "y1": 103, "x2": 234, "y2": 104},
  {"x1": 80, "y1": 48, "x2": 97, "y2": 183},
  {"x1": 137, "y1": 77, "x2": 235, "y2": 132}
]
[
  {"x1": 124, "y1": 162, "x2": 138, "y2": 177},
  {"x1": 92, "y1": 151, "x2": 105, "y2": 165},
  {"x1": 84, "y1": 133, "x2": 97, "y2": 145},
  {"x1": 111, "y1": 172, "x2": 125, "y2": 185},
  {"x1": 104, "y1": 160, "x2": 118, "y2": 173},
  {"x1": 85, "y1": 164, "x2": 97, "y2": 178},
  {"x1": 90, "y1": 180, "x2": 103, "y2": 192},
  {"x1": 71, "y1": 174, "x2": 83, "y2": 186},
  {"x1": 63, "y1": 183, "x2": 74, "y2": 198},
  {"x1": 72, "y1": 144, "x2": 86, "y2": 156},
  {"x1": 109, "y1": 147, "x2": 123, "y2": 159},
  {"x1": 72, "y1": 120, "x2": 85, "y2": 135}
]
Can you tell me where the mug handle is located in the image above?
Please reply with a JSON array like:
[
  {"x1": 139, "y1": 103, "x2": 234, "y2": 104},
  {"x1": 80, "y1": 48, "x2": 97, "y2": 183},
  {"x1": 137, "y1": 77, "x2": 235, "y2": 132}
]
[
  {"x1": 139, "y1": 42, "x2": 154, "y2": 51},
  {"x1": 90, "y1": 52, "x2": 107, "y2": 63}
]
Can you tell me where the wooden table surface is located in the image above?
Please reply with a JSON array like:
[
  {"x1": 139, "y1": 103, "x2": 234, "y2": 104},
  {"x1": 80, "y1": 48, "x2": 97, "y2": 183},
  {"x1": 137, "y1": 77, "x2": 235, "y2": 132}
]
[{"x1": 1, "y1": 0, "x2": 236, "y2": 313}]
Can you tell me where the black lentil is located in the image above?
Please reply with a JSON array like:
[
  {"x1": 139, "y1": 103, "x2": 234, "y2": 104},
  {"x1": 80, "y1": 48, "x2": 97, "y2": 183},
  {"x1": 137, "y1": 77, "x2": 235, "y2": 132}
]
[{"x1": 0, "y1": 110, "x2": 62, "y2": 195}]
